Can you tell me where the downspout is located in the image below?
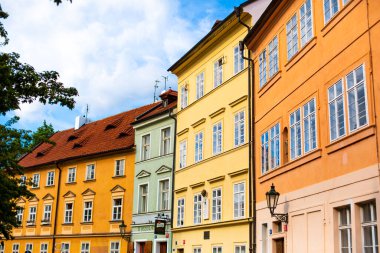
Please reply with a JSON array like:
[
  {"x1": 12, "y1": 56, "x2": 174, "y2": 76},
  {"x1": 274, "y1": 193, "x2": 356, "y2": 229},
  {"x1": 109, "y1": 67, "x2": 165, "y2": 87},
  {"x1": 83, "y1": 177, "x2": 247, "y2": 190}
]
[
  {"x1": 52, "y1": 162, "x2": 62, "y2": 253},
  {"x1": 235, "y1": 6, "x2": 256, "y2": 253},
  {"x1": 168, "y1": 108, "x2": 177, "y2": 250}
]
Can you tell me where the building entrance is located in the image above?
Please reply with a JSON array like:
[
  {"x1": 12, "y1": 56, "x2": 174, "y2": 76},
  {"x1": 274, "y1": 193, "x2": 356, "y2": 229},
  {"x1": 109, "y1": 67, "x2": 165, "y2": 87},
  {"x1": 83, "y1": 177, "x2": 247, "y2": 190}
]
[{"x1": 274, "y1": 238, "x2": 284, "y2": 253}]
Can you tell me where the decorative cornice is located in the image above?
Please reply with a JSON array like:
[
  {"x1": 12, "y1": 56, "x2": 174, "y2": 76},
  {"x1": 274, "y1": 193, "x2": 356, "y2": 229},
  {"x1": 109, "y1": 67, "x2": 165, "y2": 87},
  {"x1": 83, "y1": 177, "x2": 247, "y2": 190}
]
[
  {"x1": 228, "y1": 168, "x2": 248, "y2": 177},
  {"x1": 136, "y1": 170, "x2": 151, "y2": 178},
  {"x1": 207, "y1": 175, "x2": 225, "y2": 183},
  {"x1": 63, "y1": 191, "x2": 76, "y2": 198},
  {"x1": 82, "y1": 188, "x2": 96, "y2": 196},
  {"x1": 190, "y1": 181, "x2": 205, "y2": 189},
  {"x1": 209, "y1": 108, "x2": 225, "y2": 118},
  {"x1": 174, "y1": 187, "x2": 188, "y2": 193},
  {"x1": 177, "y1": 128, "x2": 189, "y2": 137},
  {"x1": 42, "y1": 193, "x2": 54, "y2": 201},
  {"x1": 229, "y1": 95, "x2": 248, "y2": 108},
  {"x1": 156, "y1": 165, "x2": 172, "y2": 174},
  {"x1": 111, "y1": 185, "x2": 126, "y2": 193},
  {"x1": 191, "y1": 118, "x2": 206, "y2": 128}
]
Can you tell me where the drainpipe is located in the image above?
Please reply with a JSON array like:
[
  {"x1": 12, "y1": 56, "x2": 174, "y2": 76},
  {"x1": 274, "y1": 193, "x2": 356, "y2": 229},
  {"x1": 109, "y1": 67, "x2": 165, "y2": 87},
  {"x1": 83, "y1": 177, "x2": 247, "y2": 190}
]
[
  {"x1": 168, "y1": 108, "x2": 177, "y2": 250},
  {"x1": 235, "y1": 6, "x2": 256, "y2": 253},
  {"x1": 52, "y1": 162, "x2": 62, "y2": 253}
]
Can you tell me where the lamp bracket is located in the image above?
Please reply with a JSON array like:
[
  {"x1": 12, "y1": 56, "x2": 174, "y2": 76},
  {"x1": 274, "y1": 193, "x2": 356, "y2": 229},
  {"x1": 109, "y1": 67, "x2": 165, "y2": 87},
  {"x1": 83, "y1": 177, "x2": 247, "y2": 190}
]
[{"x1": 272, "y1": 213, "x2": 288, "y2": 223}]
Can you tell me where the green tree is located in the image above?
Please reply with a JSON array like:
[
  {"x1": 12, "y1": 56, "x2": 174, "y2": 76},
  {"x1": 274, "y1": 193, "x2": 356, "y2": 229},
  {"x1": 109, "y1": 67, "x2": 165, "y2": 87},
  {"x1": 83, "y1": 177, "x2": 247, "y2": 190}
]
[
  {"x1": 0, "y1": 3, "x2": 78, "y2": 240},
  {"x1": 29, "y1": 120, "x2": 55, "y2": 149}
]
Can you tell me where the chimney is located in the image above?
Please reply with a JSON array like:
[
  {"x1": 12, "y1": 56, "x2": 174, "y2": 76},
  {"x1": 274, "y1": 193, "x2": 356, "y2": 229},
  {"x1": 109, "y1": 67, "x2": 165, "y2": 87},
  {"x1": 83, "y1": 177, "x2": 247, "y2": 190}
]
[{"x1": 74, "y1": 115, "x2": 86, "y2": 130}]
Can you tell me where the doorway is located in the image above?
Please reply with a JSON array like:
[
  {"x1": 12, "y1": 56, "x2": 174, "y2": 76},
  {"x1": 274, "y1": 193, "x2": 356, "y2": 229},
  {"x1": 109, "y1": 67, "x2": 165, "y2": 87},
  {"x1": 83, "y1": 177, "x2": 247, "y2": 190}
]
[
  {"x1": 177, "y1": 249, "x2": 184, "y2": 253},
  {"x1": 158, "y1": 242, "x2": 167, "y2": 253},
  {"x1": 137, "y1": 242, "x2": 145, "y2": 253},
  {"x1": 273, "y1": 238, "x2": 284, "y2": 253}
]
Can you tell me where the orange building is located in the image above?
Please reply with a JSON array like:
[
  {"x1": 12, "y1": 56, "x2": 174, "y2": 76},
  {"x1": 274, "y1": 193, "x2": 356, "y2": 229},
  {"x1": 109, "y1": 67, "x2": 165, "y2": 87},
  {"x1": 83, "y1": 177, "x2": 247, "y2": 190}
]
[
  {"x1": 244, "y1": 0, "x2": 380, "y2": 252},
  {"x1": 2, "y1": 104, "x2": 156, "y2": 253}
]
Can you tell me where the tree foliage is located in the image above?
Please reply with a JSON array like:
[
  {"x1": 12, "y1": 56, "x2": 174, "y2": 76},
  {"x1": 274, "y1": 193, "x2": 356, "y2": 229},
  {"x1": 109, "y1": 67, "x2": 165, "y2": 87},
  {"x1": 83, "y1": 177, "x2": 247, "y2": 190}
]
[{"x1": 0, "y1": 2, "x2": 77, "y2": 240}]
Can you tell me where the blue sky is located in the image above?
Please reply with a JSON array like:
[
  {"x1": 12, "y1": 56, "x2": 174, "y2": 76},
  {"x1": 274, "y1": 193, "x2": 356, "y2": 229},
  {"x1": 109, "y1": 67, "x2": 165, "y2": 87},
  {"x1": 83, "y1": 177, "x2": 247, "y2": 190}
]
[{"x1": 1, "y1": 0, "x2": 246, "y2": 131}]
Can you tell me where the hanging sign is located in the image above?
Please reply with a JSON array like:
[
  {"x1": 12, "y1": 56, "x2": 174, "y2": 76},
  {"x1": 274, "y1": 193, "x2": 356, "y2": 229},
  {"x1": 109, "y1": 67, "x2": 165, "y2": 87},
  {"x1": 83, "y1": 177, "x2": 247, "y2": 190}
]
[{"x1": 154, "y1": 219, "x2": 166, "y2": 235}]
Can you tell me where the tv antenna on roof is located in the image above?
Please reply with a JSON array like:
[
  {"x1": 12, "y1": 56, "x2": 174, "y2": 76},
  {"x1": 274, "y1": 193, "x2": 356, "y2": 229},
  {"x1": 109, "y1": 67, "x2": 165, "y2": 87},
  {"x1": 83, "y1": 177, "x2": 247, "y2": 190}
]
[
  {"x1": 162, "y1": 76, "x2": 168, "y2": 90},
  {"x1": 85, "y1": 104, "x2": 89, "y2": 123},
  {"x1": 154, "y1": 80, "x2": 160, "y2": 102}
]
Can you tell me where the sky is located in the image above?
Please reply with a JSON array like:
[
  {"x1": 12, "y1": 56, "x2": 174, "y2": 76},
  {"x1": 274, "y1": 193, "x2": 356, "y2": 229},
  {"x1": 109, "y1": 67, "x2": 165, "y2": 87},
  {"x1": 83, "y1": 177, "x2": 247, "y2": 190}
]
[{"x1": 0, "y1": 0, "x2": 246, "y2": 131}]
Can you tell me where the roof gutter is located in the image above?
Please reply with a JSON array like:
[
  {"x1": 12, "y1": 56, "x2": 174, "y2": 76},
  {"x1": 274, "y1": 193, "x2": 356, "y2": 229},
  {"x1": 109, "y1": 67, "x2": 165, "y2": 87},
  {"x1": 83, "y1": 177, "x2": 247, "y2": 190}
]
[{"x1": 168, "y1": 108, "x2": 177, "y2": 252}]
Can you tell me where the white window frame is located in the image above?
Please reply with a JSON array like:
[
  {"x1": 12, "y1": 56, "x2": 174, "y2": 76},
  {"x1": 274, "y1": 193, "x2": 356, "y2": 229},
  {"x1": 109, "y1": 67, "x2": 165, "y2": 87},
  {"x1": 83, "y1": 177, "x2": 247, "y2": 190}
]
[
  {"x1": 261, "y1": 123, "x2": 280, "y2": 174},
  {"x1": 40, "y1": 243, "x2": 48, "y2": 253},
  {"x1": 286, "y1": 14, "x2": 298, "y2": 60},
  {"x1": 12, "y1": 244, "x2": 20, "y2": 253},
  {"x1": 114, "y1": 159, "x2": 125, "y2": 176},
  {"x1": 179, "y1": 140, "x2": 187, "y2": 169},
  {"x1": 32, "y1": 173, "x2": 40, "y2": 188},
  {"x1": 138, "y1": 183, "x2": 149, "y2": 213},
  {"x1": 64, "y1": 202, "x2": 73, "y2": 224},
  {"x1": 234, "y1": 45, "x2": 244, "y2": 74},
  {"x1": 212, "y1": 188, "x2": 222, "y2": 222},
  {"x1": 28, "y1": 206, "x2": 37, "y2": 223},
  {"x1": 20, "y1": 175, "x2": 26, "y2": 186},
  {"x1": 0, "y1": 244, "x2": 4, "y2": 253},
  {"x1": 234, "y1": 110, "x2": 245, "y2": 147},
  {"x1": 196, "y1": 72, "x2": 204, "y2": 100},
  {"x1": 110, "y1": 241, "x2": 120, "y2": 253},
  {"x1": 234, "y1": 245, "x2": 246, "y2": 253},
  {"x1": 193, "y1": 193, "x2": 202, "y2": 224},
  {"x1": 324, "y1": 0, "x2": 340, "y2": 24},
  {"x1": 112, "y1": 198, "x2": 123, "y2": 221},
  {"x1": 337, "y1": 206, "x2": 352, "y2": 253},
  {"x1": 212, "y1": 246, "x2": 223, "y2": 253},
  {"x1": 193, "y1": 247, "x2": 202, "y2": 253},
  {"x1": 16, "y1": 207, "x2": 24, "y2": 225},
  {"x1": 360, "y1": 201, "x2": 378, "y2": 253},
  {"x1": 290, "y1": 108, "x2": 302, "y2": 160},
  {"x1": 67, "y1": 167, "x2": 76, "y2": 183},
  {"x1": 61, "y1": 243, "x2": 70, "y2": 253},
  {"x1": 80, "y1": 242, "x2": 90, "y2": 253},
  {"x1": 83, "y1": 201, "x2": 93, "y2": 222},
  {"x1": 42, "y1": 204, "x2": 52, "y2": 223},
  {"x1": 177, "y1": 198, "x2": 185, "y2": 227},
  {"x1": 46, "y1": 171, "x2": 55, "y2": 186},
  {"x1": 233, "y1": 182, "x2": 245, "y2": 219},
  {"x1": 141, "y1": 134, "x2": 151, "y2": 161},
  {"x1": 160, "y1": 127, "x2": 171, "y2": 156},
  {"x1": 86, "y1": 164, "x2": 95, "y2": 180},
  {"x1": 194, "y1": 131, "x2": 204, "y2": 163},
  {"x1": 300, "y1": 0, "x2": 313, "y2": 47},
  {"x1": 181, "y1": 85, "x2": 188, "y2": 109},
  {"x1": 214, "y1": 58, "x2": 223, "y2": 88},
  {"x1": 268, "y1": 36, "x2": 279, "y2": 79},
  {"x1": 25, "y1": 243, "x2": 33, "y2": 253},
  {"x1": 259, "y1": 49, "x2": 267, "y2": 88},
  {"x1": 158, "y1": 179, "x2": 170, "y2": 211},
  {"x1": 328, "y1": 79, "x2": 346, "y2": 141},
  {"x1": 212, "y1": 121, "x2": 223, "y2": 155}
]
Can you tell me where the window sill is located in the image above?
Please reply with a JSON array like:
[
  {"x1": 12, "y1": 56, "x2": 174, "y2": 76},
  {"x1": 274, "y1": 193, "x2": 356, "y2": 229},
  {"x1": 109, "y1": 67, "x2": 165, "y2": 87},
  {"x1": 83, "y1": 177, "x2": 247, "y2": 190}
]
[
  {"x1": 83, "y1": 179, "x2": 96, "y2": 183},
  {"x1": 285, "y1": 36, "x2": 317, "y2": 72},
  {"x1": 321, "y1": 0, "x2": 361, "y2": 37},
  {"x1": 109, "y1": 220, "x2": 123, "y2": 223},
  {"x1": 326, "y1": 125, "x2": 375, "y2": 154},
  {"x1": 80, "y1": 222, "x2": 93, "y2": 225},
  {"x1": 26, "y1": 224, "x2": 36, "y2": 227},
  {"x1": 31, "y1": 187, "x2": 40, "y2": 190},
  {"x1": 45, "y1": 185, "x2": 55, "y2": 188},
  {"x1": 259, "y1": 149, "x2": 322, "y2": 183},
  {"x1": 65, "y1": 182, "x2": 77, "y2": 185},
  {"x1": 258, "y1": 70, "x2": 282, "y2": 98},
  {"x1": 62, "y1": 223, "x2": 74, "y2": 226},
  {"x1": 112, "y1": 175, "x2": 126, "y2": 179},
  {"x1": 41, "y1": 223, "x2": 52, "y2": 227}
]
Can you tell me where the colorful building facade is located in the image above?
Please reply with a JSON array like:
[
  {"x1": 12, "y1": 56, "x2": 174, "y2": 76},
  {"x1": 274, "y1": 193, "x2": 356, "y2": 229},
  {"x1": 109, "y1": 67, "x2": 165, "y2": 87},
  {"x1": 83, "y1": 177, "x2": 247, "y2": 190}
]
[
  {"x1": 244, "y1": 0, "x2": 380, "y2": 252},
  {"x1": 130, "y1": 90, "x2": 177, "y2": 253},
  {"x1": 2, "y1": 104, "x2": 156, "y2": 253}
]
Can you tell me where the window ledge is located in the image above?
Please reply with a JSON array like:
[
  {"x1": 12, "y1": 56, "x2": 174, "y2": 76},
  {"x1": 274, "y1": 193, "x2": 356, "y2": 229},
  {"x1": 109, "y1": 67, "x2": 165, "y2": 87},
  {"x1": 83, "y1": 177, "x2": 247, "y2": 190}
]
[
  {"x1": 109, "y1": 220, "x2": 123, "y2": 223},
  {"x1": 326, "y1": 125, "x2": 375, "y2": 154},
  {"x1": 259, "y1": 149, "x2": 322, "y2": 183},
  {"x1": 62, "y1": 223, "x2": 74, "y2": 226},
  {"x1": 65, "y1": 182, "x2": 77, "y2": 185},
  {"x1": 45, "y1": 185, "x2": 55, "y2": 188},
  {"x1": 112, "y1": 175, "x2": 126, "y2": 179},
  {"x1": 321, "y1": 0, "x2": 361, "y2": 37},
  {"x1": 40, "y1": 223, "x2": 52, "y2": 227},
  {"x1": 83, "y1": 179, "x2": 96, "y2": 183},
  {"x1": 80, "y1": 222, "x2": 94, "y2": 225},
  {"x1": 31, "y1": 187, "x2": 40, "y2": 190},
  {"x1": 258, "y1": 70, "x2": 282, "y2": 98},
  {"x1": 285, "y1": 36, "x2": 317, "y2": 72}
]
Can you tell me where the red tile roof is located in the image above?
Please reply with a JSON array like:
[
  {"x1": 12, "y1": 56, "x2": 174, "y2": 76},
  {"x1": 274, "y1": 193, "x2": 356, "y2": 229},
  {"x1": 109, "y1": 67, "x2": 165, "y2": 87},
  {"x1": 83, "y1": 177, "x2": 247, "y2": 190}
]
[{"x1": 19, "y1": 103, "x2": 158, "y2": 168}]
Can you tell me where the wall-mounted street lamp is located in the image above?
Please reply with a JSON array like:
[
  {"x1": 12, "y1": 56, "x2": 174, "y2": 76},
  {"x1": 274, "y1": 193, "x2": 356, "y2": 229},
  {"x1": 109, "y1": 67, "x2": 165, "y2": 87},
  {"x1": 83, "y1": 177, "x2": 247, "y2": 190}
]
[
  {"x1": 119, "y1": 220, "x2": 131, "y2": 241},
  {"x1": 266, "y1": 184, "x2": 288, "y2": 223}
]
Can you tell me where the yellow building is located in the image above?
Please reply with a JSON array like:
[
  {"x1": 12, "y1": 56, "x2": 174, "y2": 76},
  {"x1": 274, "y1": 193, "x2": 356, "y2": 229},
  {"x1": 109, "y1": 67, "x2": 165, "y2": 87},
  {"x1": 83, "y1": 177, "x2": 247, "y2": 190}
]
[
  {"x1": 167, "y1": 1, "x2": 269, "y2": 252},
  {"x1": 2, "y1": 104, "x2": 156, "y2": 253}
]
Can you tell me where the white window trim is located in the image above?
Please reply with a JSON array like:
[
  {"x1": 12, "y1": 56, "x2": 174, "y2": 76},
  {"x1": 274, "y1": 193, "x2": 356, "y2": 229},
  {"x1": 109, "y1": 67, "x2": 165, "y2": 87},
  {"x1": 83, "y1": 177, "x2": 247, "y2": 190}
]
[
  {"x1": 233, "y1": 181, "x2": 246, "y2": 219},
  {"x1": 181, "y1": 84, "x2": 188, "y2": 109},
  {"x1": 214, "y1": 57, "x2": 224, "y2": 88},
  {"x1": 299, "y1": 0, "x2": 314, "y2": 48},
  {"x1": 234, "y1": 44, "x2": 244, "y2": 75},
  {"x1": 212, "y1": 121, "x2": 223, "y2": 155},
  {"x1": 159, "y1": 126, "x2": 172, "y2": 156},
  {"x1": 179, "y1": 139, "x2": 187, "y2": 169},
  {"x1": 83, "y1": 200, "x2": 93, "y2": 222},
  {"x1": 114, "y1": 159, "x2": 125, "y2": 177},
  {"x1": 80, "y1": 242, "x2": 91, "y2": 253},
  {"x1": 40, "y1": 242, "x2": 49, "y2": 253},
  {"x1": 194, "y1": 131, "x2": 204, "y2": 163},
  {"x1": 177, "y1": 197, "x2": 185, "y2": 227},
  {"x1": 42, "y1": 204, "x2": 52, "y2": 223},
  {"x1": 111, "y1": 197, "x2": 123, "y2": 221},
  {"x1": 157, "y1": 178, "x2": 170, "y2": 211},
  {"x1": 64, "y1": 202, "x2": 74, "y2": 224},
  {"x1": 85, "y1": 163, "x2": 96, "y2": 181},
  {"x1": 193, "y1": 193, "x2": 202, "y2": 224},
  {"x1": 196, "y1": 71, "x2": 205, "y2": 100},
  {"x1": 141, "y1": 133, "x2": 151, "y2": 161},
  {"x1": 110, "y1": 240, "x2": 121, "y2": 253},
  {"x1": 46, "y1": 171, "x2": 55, "y2": 186},
  {"x1": 234, "y1": 110, "x2": 246, "y2": 147},
  {"x1": 323, "y1": 0, "x2": 341, "y2": 24},
  {"x1": 328, "y1": 79, "x2": 347, "y2": 142},
  {"x1": 212, "y1": 187, "x2": 222, "y2": 222},
  {"x1": 67, "y1": 167, "x2": 76, "y2": 183},
  {"x1": 138, "y1": 183, "x2": 149, "y2": 213},
  {"x1": 32, "y1": 173, "x2": 40, "y2": 188},
  {"x1": 60, "y1": 242, "x2": 70, "y2": 253}
]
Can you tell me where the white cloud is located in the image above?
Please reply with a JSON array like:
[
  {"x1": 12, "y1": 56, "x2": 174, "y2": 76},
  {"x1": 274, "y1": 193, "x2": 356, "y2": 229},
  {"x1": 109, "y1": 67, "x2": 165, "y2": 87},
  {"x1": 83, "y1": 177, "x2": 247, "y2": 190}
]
[{"x1": 1, "y1": 0, "x2": 222, "y2": 130}]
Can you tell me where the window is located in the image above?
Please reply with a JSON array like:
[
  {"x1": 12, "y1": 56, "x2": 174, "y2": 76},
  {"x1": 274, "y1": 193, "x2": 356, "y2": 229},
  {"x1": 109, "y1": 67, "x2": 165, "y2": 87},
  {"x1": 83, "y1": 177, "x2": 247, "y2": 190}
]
[
  {"x1": 159, "y1": 179, "x2": 169, "y2": 210},
  {"x1": 81, "y1": 242, "x2": 90, "y2": 253},
  {"x1": 194, "y1": 194, "x2": 202, "y2": 224},
  {"x1": 300, "y1": 0, "x2": 313, "y2": 47},
  {"x1": 181, "y1": 85, "x2": 188, "y2": 109},
  {"x1": 161, "y1": 127, "x2": 171, "y2": 155},
  {"x1": 196, "y1": 72, "x2": 204, "y2": 99},
  {"x1": 40, "y1": 243, "x2": 48, "y2": 253},
  {"x1": 0, "y1": 244, "x2": 4, "y2": 253},
  {"x1": 268, "y1": 36, "x2": 279, "y2": 78},
  {"x1": 195, "y1": 132, "x2": 204, "y2": 163},
  {"x1": 61, "y1": 243, "x2": 70, "y2": 253},
  {"x1": 212, "y1": 188, "x2": 222, "y2": 221},
  {"x1": 337, "y1": 206, "x2": 352, "y2": 253},
  {"x1": 324, "y1": 0, "x2": 339, "y2": 23},
  {"x1": 360, "y1": 201, "x2": 378, "y2": 253},
  {"x1": 141, "y1": 134, "x2": 151, "y2": 160},
  {"x1": 83, "y1": 201, "x2": 93, "y2": 222},
  {"x1": 193, "y1": 248, "x2": 202, "y2": 253},
  {"x1": 20, "y1": 175, "x2": 26, "y2": 186},
  {"x1": 212, "y1": 122, "x2": 223, "y2": 155},
  {"x1": 67, "y1": 168, "x2": 76, "y2": 183},
  {"x1": 177, "y1": 198, "x2": 185, "y2": 226},
  {"x1": 46, "y1": 171, "x2": 55, "y2": 186},
  {"x1": 234, "y1": 45, "x2": 244, "y2": 74},
  {"x1": 235, "y1": 245, "x2": 246, "y2": 253},
  {"x1": 234, "y1": 111, "x2": 245, "y2": 146},
  {"x1": 261, "y1": 123, "x2": 280, "y2": 174},
  {"x1": 86, "y1": 164, "x2": 95, "y2": 180},
  {"x1": 26, "y1": 244, "x2": 33, "y2": 253},
  {"x1": 28, "y1": 206, "x2": 37, "y2": 224},
  {"x1": 110, "y1": 242, "x2": 120, "y2": 253},
  {"x1": 290, "y1": 108, "x2": 302, "y2": 160},
  {"x1": 115, "y1": 159, "x2": 125, "y2": 176},
  {"x1": 32, "y1": 173, "x2": 40, "y2": 188},
  {"x1": 212, "y1": 246, "x2": 222, "y2": 253},
  {"x1": 179, "y1": 140, "x2": 187, "y2": 168},
  {"x1": 12, "y1": 244, "x2": 19, "y2": 253},
  {"x1": 42, "y1": 204, "x2": 52, "y2": 223},
  {"x1": 139, "y1": 184, "x2": 148, "y2": 213},
  {"x1": 112, "y1": 198, "x2": 122, "y2": 220},
  {"x1": 259, "y1": 50, "x2": 267, "y2": 88},
  {"x1": 16, "y1": 208, "x2": 24, "y2": 225},
  {"x1": 303, "y1": 99, "x2": 317, "y2": 153},
  {"x1": 287, "y1": 14, "x2": 298, "y2": 60},
  {"x1": 214, "y1": 58, "x2": 223, "y2": 87},
  {"x1": 328, "y1": 65, "x2": 368, "y2": 141},
  {"x1": 234, "y1": 182, "x2": 245, "y2": 219},
  {"x1": 64, "y1": 202, "x2": 73, "y2": 223}
]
